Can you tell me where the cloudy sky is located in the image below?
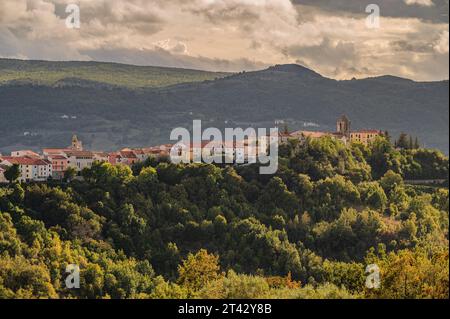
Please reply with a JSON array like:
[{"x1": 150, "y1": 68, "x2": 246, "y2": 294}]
[{"x1": 0, "y1": 0, "x2": 448, "y2": 80}]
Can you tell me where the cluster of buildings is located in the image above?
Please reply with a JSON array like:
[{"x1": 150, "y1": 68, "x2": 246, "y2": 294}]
[
  {"x1": 288, "y1": 115, "x2": 383, "y2": 145},
  {"x1": 0, "y1": 135, "x2": 173, "y2": 183},
  {"x1": 0, "y1": 116, "x2": 382, "y2": 183}
]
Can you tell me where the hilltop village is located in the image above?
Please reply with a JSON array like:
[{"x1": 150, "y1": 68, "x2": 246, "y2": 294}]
[{"x1": 0, "y1": 116, "x2": 382, "y2": 183}]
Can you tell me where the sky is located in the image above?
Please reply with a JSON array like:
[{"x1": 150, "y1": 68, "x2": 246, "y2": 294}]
[{"x1": 0, "y1": 0, "x2": 448, "y2": 81}]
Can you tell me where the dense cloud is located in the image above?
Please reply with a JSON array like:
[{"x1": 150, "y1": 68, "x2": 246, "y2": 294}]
[
  {"x1": 293, "y1": 0, "x2": 448, "y2": 23},
  {"x1": 0, "y1": 0, "x2": 448, "y2": 80},
  {"x1": 282, "y1": 7, "x2": 449, "y2": 80},
  {"x1": 82, "y1": 46, "x2": 268, "y2": 72}
]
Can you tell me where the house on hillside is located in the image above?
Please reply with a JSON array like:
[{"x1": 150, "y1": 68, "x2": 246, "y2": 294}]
[
  {"x1": 47, "y1": 154, "x2": 69, "y2": 180},
  {"x1": 350, "y1": 130, "x2": 383, "y2": 145},
  {"x1": 130, "y1": 149, "x2": 148, "y2": 162},
  {"x1": 10, "y1": 150, "x2": 41, "y2": 158},
  {"x1": 92, "y1": 152, "x2": 109, "y2": 163},
  {"x1": 119, "y1": 150, "x2": 139, "y2": 166},
  {"x1": 290, "y1": 116, "x2": 382, "y2": 146},
  {"x1": 65, "y1": 150, "x2": 94, "y2": 172},
  {"x1": 0, "y1": 156, "x2": 52, "y2": 182}
]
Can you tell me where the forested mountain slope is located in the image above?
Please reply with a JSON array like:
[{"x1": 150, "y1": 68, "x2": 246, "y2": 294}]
[{"x1": 0, "y1": 61, "x2": 448, "y2": 154}]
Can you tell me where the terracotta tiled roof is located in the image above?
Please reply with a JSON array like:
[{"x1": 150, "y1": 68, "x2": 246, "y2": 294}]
[
  {"x1": 65, "y1": 151, "x2": 94, "y2": 158},
  {"x1": 49, "y1": 155, "x2": 68, "y2": 160},
  {"x1": 11, "y1": 150, "x2": 41, "y2": 157},
  {"x1": 92, "y1": 152, "x2": 109, "y2": 157},
  {"x1": 120, "y1": 151, "x2": 138, "y2": 159},
  {"x1": 43, "y1": 148, "x2": 71, "y2": 154},
  {"x1": 351, "y1": 130, "x2": 381, "y2": 134},
  {"x1": 108, "y1": 152, "x2": 122, "y2": 158},
  {"x1": 291, "y1": 130, "x2": 330, "y2": 139},
  {"x1": 146, "y1": 149, "x2": 162, "y2": 154},
  {"x1": 1, "y1": 157, "x2": 50, "y2": 166}
]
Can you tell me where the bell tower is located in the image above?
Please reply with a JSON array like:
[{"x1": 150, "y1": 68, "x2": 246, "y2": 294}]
[
  {"x1": 337, "y1": 115, "x2": 351, "y2": 137},
  {"x1": 71, "y1": 135, "x2": 83, "y2": 151}
]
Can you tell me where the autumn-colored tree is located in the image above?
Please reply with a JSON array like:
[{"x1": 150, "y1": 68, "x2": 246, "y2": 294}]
[
  {"x1": 266, "y1": 272, "x2": 301, "y2": 289},
  {"x1": 365, "y1": 245, "x2": 449, "y2": 299},
  {"x1": 177, "y1": 249, "x2": 222, "y2": 294}
]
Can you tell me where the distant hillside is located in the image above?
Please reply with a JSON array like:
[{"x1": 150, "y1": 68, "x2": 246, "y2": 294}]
[
  {"x1": 0, "y1": 61, "x2": 448, "y2": 154},
  {"x1": 0, "y1": 59, "x2": 229, "y2": 89}
]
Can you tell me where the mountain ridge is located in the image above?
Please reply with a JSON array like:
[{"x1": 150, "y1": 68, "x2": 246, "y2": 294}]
[
  {"x1": 0, "y1": 58, "x2": 230, "y2": 89},
  {"x1": 2, "y1": 58, "x2": 448, "y2": 85},
  {"x1": 0, "y1": 59, "x2": 448, "y2": 154}
]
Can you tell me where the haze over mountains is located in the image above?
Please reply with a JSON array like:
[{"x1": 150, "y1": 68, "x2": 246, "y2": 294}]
[{"x1": 0, "y1": 59, "x2": 448, "y2": 154}]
